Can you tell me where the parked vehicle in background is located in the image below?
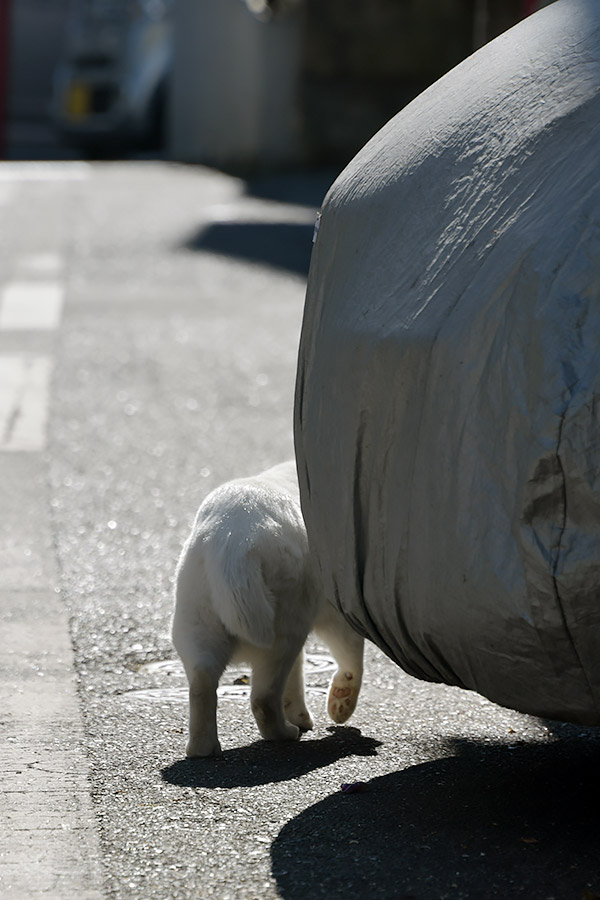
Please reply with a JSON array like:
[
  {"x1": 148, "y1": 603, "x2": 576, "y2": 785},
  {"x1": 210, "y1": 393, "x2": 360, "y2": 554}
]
[{"x1": 52, "y1": 0, "x2": 172, "y2": 156}]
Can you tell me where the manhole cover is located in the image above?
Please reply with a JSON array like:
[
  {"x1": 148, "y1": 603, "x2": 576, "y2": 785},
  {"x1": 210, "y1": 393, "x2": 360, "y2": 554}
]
[{"x1": 124, "y1": 652, "x2": 337, "y2": 703}]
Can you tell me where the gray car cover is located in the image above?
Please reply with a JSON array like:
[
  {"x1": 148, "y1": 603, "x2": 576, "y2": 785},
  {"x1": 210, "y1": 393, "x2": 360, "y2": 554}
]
[{"x1": 294, "y1": 0, "x2": 600, "y2": 724}]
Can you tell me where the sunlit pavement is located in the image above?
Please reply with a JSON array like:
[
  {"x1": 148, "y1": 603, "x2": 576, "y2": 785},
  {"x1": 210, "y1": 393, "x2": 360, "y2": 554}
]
[{"x1": 0, "y1": 160, "x2": 599, "y2": 900}]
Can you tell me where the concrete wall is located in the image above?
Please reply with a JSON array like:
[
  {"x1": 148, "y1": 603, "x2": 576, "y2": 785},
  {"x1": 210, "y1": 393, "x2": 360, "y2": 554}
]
[
  {"x1": 300, "y1": 0, "x2": 474, "y2": 163},
  {"x1": 1, "y1": 0, "x2": 70, "y2": 157},
  {"x1": 169, "y1": 0, "x2": 303, "y2": 169},
  {"x1": 168, "y1": 0, "x2": 554, "y2": 169},
  {"x1": 6, "y1": 0, "x2": 69, "y2": 119}
]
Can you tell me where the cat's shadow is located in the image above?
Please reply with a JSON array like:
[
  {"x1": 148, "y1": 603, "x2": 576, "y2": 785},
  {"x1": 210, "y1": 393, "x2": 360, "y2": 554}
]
[{"x1": 161, "y1": 726, "x2": 382, "y2": 789}]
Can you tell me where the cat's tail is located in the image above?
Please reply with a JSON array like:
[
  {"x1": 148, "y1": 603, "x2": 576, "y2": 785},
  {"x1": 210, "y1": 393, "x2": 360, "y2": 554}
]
[{"x1": 203, "y1": 538, "x2": 276, "y2": 649}]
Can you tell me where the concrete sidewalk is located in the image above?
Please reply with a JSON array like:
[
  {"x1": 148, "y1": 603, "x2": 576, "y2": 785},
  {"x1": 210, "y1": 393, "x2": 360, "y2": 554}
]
[
  {"x1": 0, "y1": 180, "x2": 104, "y2": 896},
  {"x1": 0, "y1": 586, "x2": 104, "y2": 899},
  {"x1": 0, "y1": 455, "x2": 104, "y2": 898}
]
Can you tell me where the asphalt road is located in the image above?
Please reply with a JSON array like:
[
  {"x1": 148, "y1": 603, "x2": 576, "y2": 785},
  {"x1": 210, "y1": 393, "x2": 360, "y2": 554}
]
[{"x1": 1, "y1": 161, "x2": 599, "y2": 900}]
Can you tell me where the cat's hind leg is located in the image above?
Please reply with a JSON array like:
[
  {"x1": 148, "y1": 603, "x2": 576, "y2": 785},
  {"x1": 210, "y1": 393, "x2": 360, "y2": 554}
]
[
  {"x1": 250, "y1": 641, "x2": 305, "y2": 742},
  {"x1": 283, "y1": 649, "x2": 314, "y2": 732},
  {"x1": 185, "y1": 652, "x2": 228, "y2": 757},
  {"x1": 314, "y1": 607, "x2": 364, "y2": 724},
  {"x1": 173, "y1": 612, "x2": 233, "y2": 757}
]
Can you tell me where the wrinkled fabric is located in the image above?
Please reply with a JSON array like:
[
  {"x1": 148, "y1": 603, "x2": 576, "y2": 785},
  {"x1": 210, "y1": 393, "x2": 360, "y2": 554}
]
[{"x1": 294, "y1": 0, "x2": 600, "y2": 724}]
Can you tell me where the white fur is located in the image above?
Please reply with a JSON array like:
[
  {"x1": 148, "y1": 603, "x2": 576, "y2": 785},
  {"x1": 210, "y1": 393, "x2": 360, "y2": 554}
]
[{"x1": 172, "y1": 460, "x2": 364, "y2": 757}]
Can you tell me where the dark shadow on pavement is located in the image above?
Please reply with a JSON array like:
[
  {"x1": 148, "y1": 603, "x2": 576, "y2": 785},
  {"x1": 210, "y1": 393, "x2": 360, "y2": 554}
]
[
  {"x1": 180, "y1": 167, "x2": 340, "y2": 275},
  {"x1": 182, "y1": 221, "x2": 316, "y2": 276},
  {"x1": 161, "y1": 726, "x2": 382, "y2": 789},
  {"x1": 271, "y1": 733, "x2": 600, "y2": 900},
  {"x1": 242, "y1": 169, "x2": 339, "y2": 209}
]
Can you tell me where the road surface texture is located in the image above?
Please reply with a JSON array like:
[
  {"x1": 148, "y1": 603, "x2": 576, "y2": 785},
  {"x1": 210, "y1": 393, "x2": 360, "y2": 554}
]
[{"x1": 1, "y1": 161, "x2": 599, "y2": 900}]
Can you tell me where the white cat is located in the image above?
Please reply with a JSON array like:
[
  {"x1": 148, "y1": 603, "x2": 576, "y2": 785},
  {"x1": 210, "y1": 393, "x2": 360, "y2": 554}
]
[{"x1": 172, "y1": 460, "x2": 364, "y2": 757}]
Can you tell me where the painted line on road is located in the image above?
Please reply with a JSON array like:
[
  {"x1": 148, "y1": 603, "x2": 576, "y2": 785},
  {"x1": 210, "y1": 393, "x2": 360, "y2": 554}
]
[
  {"x1": 0, "y1": 355, "x2": 53, "y2": 452},
  {"x1": 17, "y1": 254, "x2": 65, "y2": 277},
  {"x1": 0, "y1": 161, "x2": 91, "y2": 182},
  {"x1": 0, "y1": 281, "x2": 65, "y2": 331},
  {"x1": 0, "y1": 182, "x2": 17, "y2": 207},
  {"x1": 0, "y1": 265, "x2": 66, "y2": 452}
]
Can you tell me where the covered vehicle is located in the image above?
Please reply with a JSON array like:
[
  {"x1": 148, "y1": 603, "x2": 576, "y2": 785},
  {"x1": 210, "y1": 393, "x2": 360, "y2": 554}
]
[
  {"x1": 52, "y1": 0, "x2": 172, "y2": 155},
  {"x1": 295, "y1": 0, "x2": 600, "y2": 724}
]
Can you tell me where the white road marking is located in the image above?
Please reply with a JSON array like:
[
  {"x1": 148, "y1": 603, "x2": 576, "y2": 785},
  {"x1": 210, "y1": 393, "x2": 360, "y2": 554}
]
[
  {"x1": 0, "y1": 281, "x2": 65, "y2": 331},
  {"x1": 0, "y1": 355, "x2": 53, "y2": 452},
  {"x1": 0, "y1": 161, "x2": 91, "y2": 181},
  {"x1": 0, "y1": 265, "x2": 65, "y2": 451},
  {"x1": 17, "y1": 253, "x2": 65, "y2": 276},
  {"x1": 0, "y1": 182, "x2": 17, "y2": 206}
]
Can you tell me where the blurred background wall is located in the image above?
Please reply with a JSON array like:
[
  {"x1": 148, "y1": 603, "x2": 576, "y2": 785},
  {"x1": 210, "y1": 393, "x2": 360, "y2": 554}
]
[
  {"x1": 0, "y1": 0, "x2": 556, "y2": 166},
  {"x1": 0, "y1": 0, "x2": 70, "y2": 157},
  {"x1": 169, "y1": 0, "x2": 302, "y2": 168},
  {"x1": 302, "y1": 0, "x2": 473, "y2": 164}
]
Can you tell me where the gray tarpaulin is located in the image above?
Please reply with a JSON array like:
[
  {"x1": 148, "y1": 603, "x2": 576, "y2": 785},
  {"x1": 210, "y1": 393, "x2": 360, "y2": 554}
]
[{"x1": 294, "y1": 0, "x2": 600, "y2": 724}]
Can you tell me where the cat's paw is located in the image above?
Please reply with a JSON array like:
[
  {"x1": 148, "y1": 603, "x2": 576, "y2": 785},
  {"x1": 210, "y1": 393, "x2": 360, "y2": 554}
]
[
  {"x1": 327, "y1": 671, "x2": 360, "y2": 724},
  {"x1": 252, "y1": 699, "x2": 302, "y2": 742},
  {"x1": 259, "y1": 719, "x2": 301, "y2": 742},
  {"x1": 284, "y1": 699, "x2": 314, "y2": 732},
  {"x1": 261, "y1": 721, "x2": 301, "y2": 742},
  {"x1": 279, "y1": 721, "x2": 301, "y2": 741},
  {"x1": 186, "y1": 735, "x2": 222, "y2": 758}
]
